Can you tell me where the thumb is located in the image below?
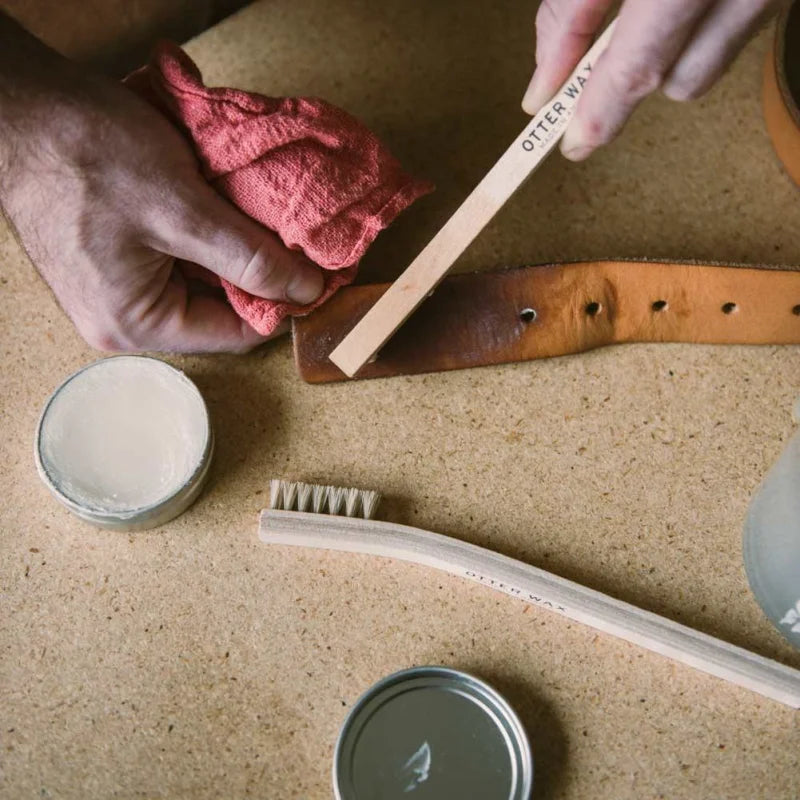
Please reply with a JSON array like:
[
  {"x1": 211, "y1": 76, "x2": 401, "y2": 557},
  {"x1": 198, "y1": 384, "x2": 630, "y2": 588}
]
[{"x1": 151, "y1": 179, "x2": 325, "y2": 305}]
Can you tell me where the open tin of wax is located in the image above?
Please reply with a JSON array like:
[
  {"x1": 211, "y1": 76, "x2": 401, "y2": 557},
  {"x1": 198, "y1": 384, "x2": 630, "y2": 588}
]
[
  {"x1": 334, "y1": 667, "x2": 533, "y2": 800},
  {"x1": 35, "y1": 356, "x2": 213, "y2": 531}
]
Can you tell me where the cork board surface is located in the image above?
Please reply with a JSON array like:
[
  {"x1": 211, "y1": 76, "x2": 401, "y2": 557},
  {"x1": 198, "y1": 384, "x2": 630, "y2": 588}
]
[{"x1": 2, "y1": 1, "x2": 800, "y2": 797}]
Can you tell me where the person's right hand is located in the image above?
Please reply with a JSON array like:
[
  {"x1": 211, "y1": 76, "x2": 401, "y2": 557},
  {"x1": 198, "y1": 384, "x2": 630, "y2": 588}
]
[
  {"x1": 522, "y1": 0, "x2": 779, "y2": 161},
  {"x1": 0, "y1": 17, "x2": 323, "y2": 353}
]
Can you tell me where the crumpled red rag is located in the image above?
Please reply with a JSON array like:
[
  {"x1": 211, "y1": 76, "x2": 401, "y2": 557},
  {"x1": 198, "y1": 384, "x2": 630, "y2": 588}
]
[{"x1": 124, "y1": 42, "x2": 433, "y2": 335}]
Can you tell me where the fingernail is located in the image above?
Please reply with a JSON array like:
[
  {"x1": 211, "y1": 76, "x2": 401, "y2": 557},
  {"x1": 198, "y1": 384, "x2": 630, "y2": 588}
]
[
  {"x1": 287, "y1": 266, "x2": 324, "y2": 304},
  {"x1": 522, "y1": 70, "x2": 549, "y2": 115},
  {"x1": 561, "y1": 144, "x2": 593, "y2": 162}
]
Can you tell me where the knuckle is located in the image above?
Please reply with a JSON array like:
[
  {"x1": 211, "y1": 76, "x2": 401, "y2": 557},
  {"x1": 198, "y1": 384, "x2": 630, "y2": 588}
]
[
  {"x1": 80, "y1": 324, "x2": 125, "y2": 353},
  {"x1": 143, "y1": 190, "x2": 212, "y2": 253},
  {"x1": 232, "y1": 332, "x2": 260, "y2": 355},
  {"x1": 182, "y1": 195, "x2": 217, "y2": 239},
  {"x1": 80, "y1": 316, "x2": 148, "y2": 353},
  {"x1": 240, "y1": 239, "x2": 285, "y2": 297},
  {"x1": 536, "y1": 0, "x2": 559, "y2": 34},
  {"x1": 608, "y1": 60, "x2": 663, "y2": 100},
  {"x1": 118, "y1": 327, "x2": 148, "y2": 351},
  {"x1": 537, "y1": 0, "x2": 597, "y2": 36}
]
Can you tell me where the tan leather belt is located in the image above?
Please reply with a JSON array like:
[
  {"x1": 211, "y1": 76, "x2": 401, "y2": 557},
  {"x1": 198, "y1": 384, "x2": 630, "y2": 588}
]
[
  {"x1": 293, "y1": 261, "x2": 800, "y2": 382},
  {"x1": 296, "y1": 12, "x2": 800, "y2": 384},
  {"x1": 764, "y1": 1, "x2": 800, "y2": 185}
]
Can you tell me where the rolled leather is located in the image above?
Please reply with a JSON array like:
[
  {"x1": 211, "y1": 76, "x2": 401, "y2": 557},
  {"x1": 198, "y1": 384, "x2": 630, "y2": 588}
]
[
  {"x1": 763, "y1": 1, "x2": 800, "y2": 186},
  {"x1": 293, "y1": 261, "x2": 800, "y2": 382}
]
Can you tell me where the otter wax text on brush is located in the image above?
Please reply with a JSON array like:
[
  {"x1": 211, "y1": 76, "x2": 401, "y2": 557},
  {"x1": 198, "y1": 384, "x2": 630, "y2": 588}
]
[{"x1": 35, "y1": 356, "x2": 213, "y2": 530}]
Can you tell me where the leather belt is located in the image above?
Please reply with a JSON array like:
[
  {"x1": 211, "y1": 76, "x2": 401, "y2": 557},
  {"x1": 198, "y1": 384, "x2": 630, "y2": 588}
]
[
  {"x1": 295, "y1": 12, "x2": 800, "y2": 384},
  {"x1": 293, "y1": 261, "x2": 800, "y2": 382}
]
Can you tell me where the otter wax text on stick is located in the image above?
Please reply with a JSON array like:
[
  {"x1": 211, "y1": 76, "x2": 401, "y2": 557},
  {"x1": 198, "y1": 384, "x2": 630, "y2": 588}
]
[{"x1": 328, "y1": 19, "x2": 617, "y2": 377}]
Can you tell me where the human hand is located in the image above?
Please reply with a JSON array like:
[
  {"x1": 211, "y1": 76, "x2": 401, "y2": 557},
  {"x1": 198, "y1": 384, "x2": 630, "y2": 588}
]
[
  {"x1": 522, "y1": 0, "x2": 780, "y2": 161},
  {"x1": 0, "y1": 17, "x2": 323, "y2": 353}
]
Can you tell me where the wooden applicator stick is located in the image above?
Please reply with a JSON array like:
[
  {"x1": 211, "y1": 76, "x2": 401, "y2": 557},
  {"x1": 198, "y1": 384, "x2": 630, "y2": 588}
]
[{"x1": 329, "y1": 20, "x2": 617, "y2": 377}]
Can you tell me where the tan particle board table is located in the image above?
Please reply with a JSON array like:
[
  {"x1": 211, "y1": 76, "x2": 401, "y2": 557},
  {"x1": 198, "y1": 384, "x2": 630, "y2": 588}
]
[{"x1": 2, "y1": 1, "x2": 800, "y2": 797}]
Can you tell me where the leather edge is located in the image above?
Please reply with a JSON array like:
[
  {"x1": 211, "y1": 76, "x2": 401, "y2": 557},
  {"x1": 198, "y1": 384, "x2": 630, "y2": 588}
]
[
  {"x1": 763, "y1": 7, "x2": 800, "y2": 187},
  {"x1": 293, "y1": 261, "x2": 800, "y2": 383}
]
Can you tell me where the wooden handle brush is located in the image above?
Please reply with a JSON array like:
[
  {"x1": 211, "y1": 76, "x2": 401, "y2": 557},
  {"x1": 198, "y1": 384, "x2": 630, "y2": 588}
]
[
  {"x1": 329, "y1": 20, "x2": 618, "y2": 377},
  {"x1": 259, "y1": 480, "x2": 800, "y2": 709}
]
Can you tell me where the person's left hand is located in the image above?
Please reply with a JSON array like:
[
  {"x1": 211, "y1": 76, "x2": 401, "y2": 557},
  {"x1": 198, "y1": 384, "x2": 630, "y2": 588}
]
[{"x1": 0, "y1": 15, "x2": 323, "y2": 354}]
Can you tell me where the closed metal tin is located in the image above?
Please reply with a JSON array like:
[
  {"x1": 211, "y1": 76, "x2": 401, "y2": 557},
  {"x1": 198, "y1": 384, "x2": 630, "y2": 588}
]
[{"x1": 334, "y1": 666, "x2": 533, "y2": 800}]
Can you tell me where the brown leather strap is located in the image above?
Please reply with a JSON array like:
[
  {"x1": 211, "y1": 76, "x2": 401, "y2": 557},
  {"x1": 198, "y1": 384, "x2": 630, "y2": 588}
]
[
  {"x1": 292, "y1": 261, "x2": 800, "y2": 382},
  {"x1": 763, "y1": 3, "x2": 800, "y2": 186}
]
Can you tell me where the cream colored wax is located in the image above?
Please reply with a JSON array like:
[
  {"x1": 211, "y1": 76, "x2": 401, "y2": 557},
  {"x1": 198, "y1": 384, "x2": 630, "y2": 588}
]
[{"x1": 37, "y1": 357, "x2": 210, "y2": 522}]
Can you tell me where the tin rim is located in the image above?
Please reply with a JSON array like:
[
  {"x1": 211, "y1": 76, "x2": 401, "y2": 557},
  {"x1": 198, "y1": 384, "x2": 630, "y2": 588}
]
[
  {"x1": 333, "y1": 666, "x2": 533, "y2": 800},
  {"x1": 34, "y1": 355, "x2": 213, "y2": 530}
]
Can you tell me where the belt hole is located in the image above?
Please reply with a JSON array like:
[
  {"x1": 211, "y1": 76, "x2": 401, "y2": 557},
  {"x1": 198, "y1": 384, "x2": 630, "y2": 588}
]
[
  {"x1": 651, "y1": 300, "x2": 668, "y2": 312},
  {"x1": 519, "y1": 308, "x2": 537, "y2": 323},
  {"x1": 585, "y1": 301, "x2": 601, "y2": 316},
  {"x1": 792, "y1": 304, "x2": 800, "y2": 316},
  {"x1": 721, "y1": 302, "x2": 738, "y2": 314}
]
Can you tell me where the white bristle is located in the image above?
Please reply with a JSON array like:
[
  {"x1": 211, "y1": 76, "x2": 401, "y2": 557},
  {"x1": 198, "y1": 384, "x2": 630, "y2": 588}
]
[
  {"x1": 282, "y1": 481, "x2": 298, "y2": 511},
  {"x1": 327, "y1": 486, "x2": 345, "y2": 515},
  {"x1": 344, "y1": 487, "x2": 361, "y2": 517},
  {"x1": 296, "y1": 482, "x2": 313, "y2": 512},
  {"x1": 268, "y1": 480, "x2": 381, "y2": 519},
  {"x1": 360, "y1": 490, "x2": 381, "y2": 520},
  {"x1": 312, "y1": 484, "x2": 329, "y2": 514},
  {"x1": 269, "y1": 479, "x2": 283, "y2": 509}
]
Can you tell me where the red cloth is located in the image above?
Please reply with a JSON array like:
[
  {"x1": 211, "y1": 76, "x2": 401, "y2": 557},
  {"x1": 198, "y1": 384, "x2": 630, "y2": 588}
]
[{"x1": 125, "y1": 43, "x2": 433, "y2": 335}]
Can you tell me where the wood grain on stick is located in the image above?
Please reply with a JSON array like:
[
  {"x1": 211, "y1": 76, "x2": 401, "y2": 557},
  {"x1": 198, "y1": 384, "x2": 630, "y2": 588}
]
[
  {"x1": 259, "y1": 508, "x2": 800, "y2": 708},
  {"x1": 328, "y1": 21, "x2": 617, "y2": 377}
]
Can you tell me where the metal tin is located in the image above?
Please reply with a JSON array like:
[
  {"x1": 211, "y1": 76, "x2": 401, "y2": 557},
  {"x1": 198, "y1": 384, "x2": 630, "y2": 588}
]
[
  {"x1": 334, "y1": 667, "x2": 533, "y2": 800},
  {"x1": 35, "y1": 356, "x2": 213, "y2": 531}
]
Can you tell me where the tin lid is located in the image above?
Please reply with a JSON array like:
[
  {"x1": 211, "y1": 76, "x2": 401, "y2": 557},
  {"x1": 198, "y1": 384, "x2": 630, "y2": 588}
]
[{"x1": 334, "y1": 667, "x2": 533, "y2": 800}]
